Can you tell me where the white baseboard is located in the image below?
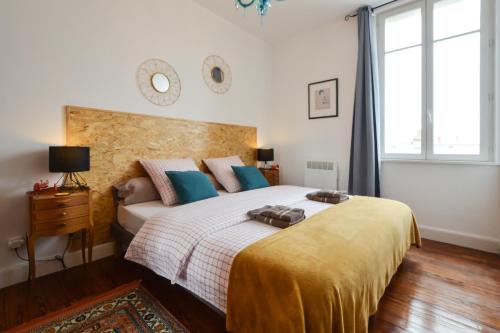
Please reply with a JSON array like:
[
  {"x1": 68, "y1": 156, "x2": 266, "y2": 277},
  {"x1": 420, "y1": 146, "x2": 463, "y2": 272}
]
[
  {"x1": 419, "y1": 225, "x2": 500, "y2": 254},
  {"x1": 0, "y1": 242, "x2": 115, "y2": 290}
]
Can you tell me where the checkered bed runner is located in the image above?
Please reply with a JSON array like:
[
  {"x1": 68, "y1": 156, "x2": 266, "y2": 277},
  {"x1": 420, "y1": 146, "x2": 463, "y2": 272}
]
[{"x1": 125, "y1": 185, "x2": 331, "y2": 312}]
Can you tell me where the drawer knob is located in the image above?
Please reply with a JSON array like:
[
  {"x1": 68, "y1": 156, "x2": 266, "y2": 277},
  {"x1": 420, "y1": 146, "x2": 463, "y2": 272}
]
[
  {"x1": 58, "y1": 223, "x2": 67, "y2": 228},
  {"x1": 60, "y1": 212, "x2": 68, "y2": 217},
  {"x1": 58, "y1": 203, "x2": 67, "y2": 207}
]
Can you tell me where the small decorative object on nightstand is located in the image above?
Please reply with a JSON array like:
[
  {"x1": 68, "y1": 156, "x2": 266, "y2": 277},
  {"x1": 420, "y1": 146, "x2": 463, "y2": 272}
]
[
  {"x1": 27, "y1": 189, "x2": 93, "y2": 280},
  {"x1": 259, "y1": 167, "x2": 279, "y2": 186}
]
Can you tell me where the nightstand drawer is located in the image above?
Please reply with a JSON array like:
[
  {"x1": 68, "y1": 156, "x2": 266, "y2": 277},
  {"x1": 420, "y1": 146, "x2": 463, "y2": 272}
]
[
  {"x1": 33, "y1": 195, "x2": 88, "y2": 211},
  {"x1": 33, "y1": 216, "x2": 88, "y2": 233},
  {"x1": 264, "y1": 173, "x2": 278, "y2": 185},
  {"x1": 32, "y1": 205, "x2": 88, "y2": 223},
  {"x1": 28, "y1": 189, "x2": 93, "y2": 280},
  {"x1": 259, "y1": 168, "x2": 279, "y2": 186}
]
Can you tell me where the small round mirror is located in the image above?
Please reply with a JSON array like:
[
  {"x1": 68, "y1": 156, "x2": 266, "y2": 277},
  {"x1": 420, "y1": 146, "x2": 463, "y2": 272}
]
[
  {"x1": 151, "y1": 73, "x2": 170, "y2": 93},
  {"x1": 211, "y1": 67, "x2": 224, "y2": 83}
]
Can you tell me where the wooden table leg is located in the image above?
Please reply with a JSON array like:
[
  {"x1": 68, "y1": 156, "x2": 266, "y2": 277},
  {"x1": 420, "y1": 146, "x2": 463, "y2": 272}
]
[
  {"x1": 81, "y1": 230, "x2": 87, "y2": 265},
  {"x1": 27, "y1": 234, "x2": 37, "y2": 281},
  {"x1": 88, "y1": 227, "x2": 93, "y2": 263}
]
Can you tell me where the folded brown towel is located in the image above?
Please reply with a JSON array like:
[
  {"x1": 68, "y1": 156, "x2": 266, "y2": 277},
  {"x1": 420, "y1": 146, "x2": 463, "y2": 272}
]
[
  {"x1": 316, "y1": 190, "x2": 348, "y2": 198},
  {"x1": 306, "y1": 190, "x2": 349, "y2": 204},
  {"x1": 260, "y1": 205, "x2": 305, "y2": 222},
  {"x1": 251, "y1": 214, "x2": 306, "y2": 229},
  {"x1": 248, "y1": 205, "x2": 305, "y2": 228}
]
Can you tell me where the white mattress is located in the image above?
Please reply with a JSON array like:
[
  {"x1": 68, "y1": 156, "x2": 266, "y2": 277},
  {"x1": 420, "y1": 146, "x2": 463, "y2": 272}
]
[
  {"x1": 117, "y1": 190, "x2": 230, "y2": 234},
  {"x1": 117, "y1": 200, "x2": 166, "y2": 235}
]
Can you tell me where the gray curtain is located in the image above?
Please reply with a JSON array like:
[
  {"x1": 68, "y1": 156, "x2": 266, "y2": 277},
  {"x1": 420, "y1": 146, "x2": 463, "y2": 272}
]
[{"x1": 348, "y1": 6, "x2": 381, "y2": 197}]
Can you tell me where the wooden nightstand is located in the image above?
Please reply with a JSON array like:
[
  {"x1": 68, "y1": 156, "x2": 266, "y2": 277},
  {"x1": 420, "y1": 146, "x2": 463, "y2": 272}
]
[
  {"x1": 27, "y1": 190, "x2": 93, "y2": 280},
  {"x1": 259, "y1": 168, "x2": 280, "y2": 186}
]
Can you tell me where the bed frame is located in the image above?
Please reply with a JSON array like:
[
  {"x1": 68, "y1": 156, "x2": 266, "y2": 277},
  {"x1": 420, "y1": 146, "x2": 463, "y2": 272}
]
[{"x1": 111, "y1": 221, "x2": 134, "y2": 254}]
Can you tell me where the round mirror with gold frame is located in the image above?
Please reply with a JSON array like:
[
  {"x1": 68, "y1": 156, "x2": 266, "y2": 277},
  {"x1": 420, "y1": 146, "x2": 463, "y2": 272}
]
[
  {"x1": 137, "y1": 59, "x2": 181, "y2": 106},
  {"x1": 202, "y1": 55, "x2": 232, "y2": 94},
  {"x1": 211, "y1": 67, "x2": 224, "y2": 83},
  {"x1": 151, "y1": 73, "x2": 170, "y2": 93}
]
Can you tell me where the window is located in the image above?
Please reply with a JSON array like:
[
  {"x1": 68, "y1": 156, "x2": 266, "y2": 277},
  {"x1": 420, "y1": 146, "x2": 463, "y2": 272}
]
[{"x1": 378, "y1": 0, "x2": 494, "y2": 161}]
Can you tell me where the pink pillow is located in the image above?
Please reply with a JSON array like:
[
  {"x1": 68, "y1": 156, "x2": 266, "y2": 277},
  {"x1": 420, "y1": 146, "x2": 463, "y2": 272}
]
[
  {"x1": 203, "y1": 156, "x2": 244, "y2": 193},
  {"x1": 204, "y1": 172, "x2": 223, "y2": 191},
  {"x1": 140, "y1": 158, "x2": 199, "y2": 205}
]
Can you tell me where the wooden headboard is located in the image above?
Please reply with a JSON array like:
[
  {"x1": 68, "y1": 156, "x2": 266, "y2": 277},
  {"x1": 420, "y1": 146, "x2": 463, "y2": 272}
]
[{"x1": 66, "y1": 105, "x2": 257, "y2": 249}]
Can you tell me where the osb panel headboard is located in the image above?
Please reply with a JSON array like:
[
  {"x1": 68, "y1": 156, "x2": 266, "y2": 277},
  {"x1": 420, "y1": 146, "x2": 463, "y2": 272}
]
[{"x1": 66, "y1": 105, "x2": 257, "y2": 248}]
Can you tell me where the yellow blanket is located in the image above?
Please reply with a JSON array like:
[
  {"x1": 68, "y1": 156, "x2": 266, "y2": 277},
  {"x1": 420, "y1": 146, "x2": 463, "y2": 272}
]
[{"x1": 226, "y1": 196, "x2": 421, "y2": 333}]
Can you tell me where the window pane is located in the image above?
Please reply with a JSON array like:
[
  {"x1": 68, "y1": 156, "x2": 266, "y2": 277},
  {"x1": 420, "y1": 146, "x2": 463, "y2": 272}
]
[
  {"x1": 433, "y1": 33, "x2": 480, "y2": 155},
  {"x1": 434, "y1": 0, "x2": 480, "y2": 41},
  {"x1": 384, "y1": 46, "x2": 422, "y2": 154},
  {"x1": 385, "y1": 8, "x2": 421, "y2": 52}
]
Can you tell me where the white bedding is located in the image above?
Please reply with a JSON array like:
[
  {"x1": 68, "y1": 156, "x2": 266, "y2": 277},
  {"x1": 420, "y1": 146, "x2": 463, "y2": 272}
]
[
  {"x1": 125, "y1": 185, "x2": 332, "y2": 312},
  {"x1": 117, "y1": 200, "x2": 165, "y2": 234},
  {"x1": 117, "y1": 191, "x2": 230, "y2": 235}
]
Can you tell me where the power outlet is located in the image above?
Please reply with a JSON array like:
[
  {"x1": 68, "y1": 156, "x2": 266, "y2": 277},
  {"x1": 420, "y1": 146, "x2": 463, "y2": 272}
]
[{"x1": 8, "y1": 236, "x2": 25, "y2": 249}]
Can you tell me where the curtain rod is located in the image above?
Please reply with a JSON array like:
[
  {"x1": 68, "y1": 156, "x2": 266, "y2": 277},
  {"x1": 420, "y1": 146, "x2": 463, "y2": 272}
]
[{"x1": 344, "y1": 0, "x2": 400, "y2": 21}]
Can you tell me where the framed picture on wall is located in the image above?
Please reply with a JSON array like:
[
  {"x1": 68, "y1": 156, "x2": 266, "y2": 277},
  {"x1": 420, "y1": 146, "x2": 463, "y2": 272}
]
[{"x1": 308, "y1": 78, "x2": 338, "y2": 119}]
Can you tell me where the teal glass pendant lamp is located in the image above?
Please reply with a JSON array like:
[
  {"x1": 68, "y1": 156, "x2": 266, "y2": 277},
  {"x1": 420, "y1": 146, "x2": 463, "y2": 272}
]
[{"x1": 234, "y1": 0, "x2": 285, "y2": 17}]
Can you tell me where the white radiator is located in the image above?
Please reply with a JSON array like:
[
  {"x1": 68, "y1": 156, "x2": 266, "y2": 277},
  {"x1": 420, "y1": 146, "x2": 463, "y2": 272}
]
[{"x1": 304, "y1": 161, "x2": 338, "y2": 190}]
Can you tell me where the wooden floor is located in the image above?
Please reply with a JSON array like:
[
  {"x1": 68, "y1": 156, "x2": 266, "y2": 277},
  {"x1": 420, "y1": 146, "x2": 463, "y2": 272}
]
[{"x1": 1, "y1": 239, "x2": 499, "y2": 332}]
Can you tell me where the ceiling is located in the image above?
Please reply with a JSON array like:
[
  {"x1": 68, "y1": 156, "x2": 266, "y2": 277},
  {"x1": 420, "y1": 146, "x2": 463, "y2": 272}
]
[{"x1": 192, "y1": 0, "x2": 381, "y2": 43}]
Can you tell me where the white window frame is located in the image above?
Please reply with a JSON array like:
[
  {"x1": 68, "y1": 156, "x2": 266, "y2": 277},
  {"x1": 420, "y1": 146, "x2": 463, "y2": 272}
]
[{"x1": 377, "y1": 0, "x2": 495, "y2": 162}]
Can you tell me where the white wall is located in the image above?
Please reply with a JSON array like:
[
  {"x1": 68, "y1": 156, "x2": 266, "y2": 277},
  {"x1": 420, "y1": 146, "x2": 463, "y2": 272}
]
[
  {"x1": 382, "y1": 162, "x2": 500, "y2": 252},
  {"x1": 0, "y1": 0, "x2": 273, "y2": 288},
  {"x1": 272, "y1": 17, "x2": 499, "y2": 253},
  {"x1": 496, "y1": 0, "x2": 500, "y2": 160},
  {"x1": 271, "y1": 20, "x2": 358, "y2": 190}
]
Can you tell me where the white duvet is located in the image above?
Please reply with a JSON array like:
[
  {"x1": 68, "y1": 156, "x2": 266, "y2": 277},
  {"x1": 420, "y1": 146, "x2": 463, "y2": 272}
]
[{"x1": 125, "y1": 185, "x2": 331, "y2": 312}]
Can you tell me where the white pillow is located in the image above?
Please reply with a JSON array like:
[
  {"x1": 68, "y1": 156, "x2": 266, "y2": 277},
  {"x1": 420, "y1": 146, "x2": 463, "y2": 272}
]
[
  {"x1": 113, "y1": 177, "x2": 160, "y2": 205},
  {"x1": 203, "y1": 156, "x2": 244, "y2": 193},
  {"x1": 140, "y1": 158, "x2": 199, "y2": 205}
]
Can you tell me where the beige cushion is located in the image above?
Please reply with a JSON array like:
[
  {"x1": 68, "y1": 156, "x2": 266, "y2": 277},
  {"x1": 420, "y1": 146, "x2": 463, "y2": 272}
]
[
  {"x1": 113, "y1": 177, "x2": 160, "y2": 206},
  {"x1": 140, "y1": 158, "x2": 199, "y2": 205},
  {"x1": 204, "y1": 172, "x2": 223, "y2": 191},
  {"x1": 203, "y1": 156, "x2": 244, "y2": 193}
]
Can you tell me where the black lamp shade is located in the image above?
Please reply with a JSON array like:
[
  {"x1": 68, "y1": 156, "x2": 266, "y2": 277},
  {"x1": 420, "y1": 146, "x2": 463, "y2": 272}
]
[
  {"x1": 49, "y1": 146, "x2": 90, "y2": 172},
  {"x1": 257, "y1": 148, "x2": 274, "y2": 162}
]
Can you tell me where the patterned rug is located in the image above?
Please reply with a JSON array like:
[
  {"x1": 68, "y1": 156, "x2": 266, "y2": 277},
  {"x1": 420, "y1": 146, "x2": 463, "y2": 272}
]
[{"x1": 9, "y1": 281, "x2": 190, "y2": 333}]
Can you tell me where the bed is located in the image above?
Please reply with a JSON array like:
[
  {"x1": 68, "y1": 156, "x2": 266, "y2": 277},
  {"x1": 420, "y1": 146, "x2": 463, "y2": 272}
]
[
  {"x1": 120, "y1": 185, "x2": 420, "y2": 333},
  {"x1": 117, "y1": 186, "x2": 332, "y2": 312},
  {"x1": 67, "y1": 107, "x2": 420, "y2": 333}
]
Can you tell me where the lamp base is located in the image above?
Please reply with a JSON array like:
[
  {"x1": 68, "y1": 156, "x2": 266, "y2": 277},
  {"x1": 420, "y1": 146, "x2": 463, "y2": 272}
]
[{"x1": 56, "y1": 172, "x2": 89, "y2": 191}]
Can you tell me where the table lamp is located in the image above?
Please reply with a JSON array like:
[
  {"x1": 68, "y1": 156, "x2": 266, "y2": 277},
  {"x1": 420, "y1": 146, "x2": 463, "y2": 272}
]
[
  {"x1": 49, "y1": 146, "x2": 90, "y2": 190},
  {"x1": 257, "y1": 148, "x2": 274, "y2": 169}
]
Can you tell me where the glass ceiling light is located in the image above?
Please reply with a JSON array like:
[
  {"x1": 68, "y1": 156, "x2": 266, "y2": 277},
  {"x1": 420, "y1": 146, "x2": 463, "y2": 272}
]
[{"x1": 234, "y1": 0, "x2": 285, "y2": 18}]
